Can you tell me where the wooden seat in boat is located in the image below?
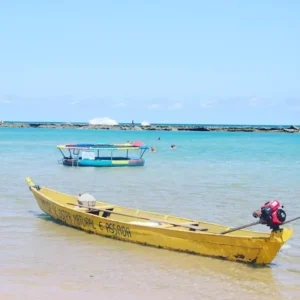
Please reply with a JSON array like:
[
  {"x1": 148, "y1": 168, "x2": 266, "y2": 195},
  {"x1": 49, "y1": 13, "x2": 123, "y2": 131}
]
[
  {"x1": 92, "y1": 205, "x2": 115, "y2": 211},
  {"x1": 86, "y1": 205, "x2": 115, "y2": 217}
]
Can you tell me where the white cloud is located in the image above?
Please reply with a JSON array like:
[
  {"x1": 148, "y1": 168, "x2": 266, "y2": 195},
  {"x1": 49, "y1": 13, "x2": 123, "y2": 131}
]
[
  {"x1": 248, "y1": 97, "x2": 259, "y2": 107},
  {"x1": 287, "y1": 104, "x2": 300, "y2": 111},
  {"x1": 200, "y1": 100, "x2": 219, "y2": 109},
  {"x1": 200, "y1": 103, "x2": 213, "y2": 109},
  {"x1": 199, "y1": 98, "x2": 276, "y2": 109},
  {"x1": 148, "y1": 103, "x2": 162, "y2": 110},
  {"x1": 114, "y1": 102, "x2": 127, "y2": 108},
  {"x1": 89, "y1": 117, "x2": 118, "y2": 125},
  {"x1": 285, "y1": 99, "x2": 300, "y2": 111},
  {"x1": 168, "y1": 102, "x2": 183, "y2": 110},
  {"x1": 69, "y1": 100, "x2": 79, "y2": 105},
  {"x1": 0, "y1": 98, "x2": 11, "y2": 104},
  {"x1": 248, "y1": 97, "x2": 276, "y2": 108},
  {"x1": 248, "y1": 97, "x2": 266, "y2": 108}
]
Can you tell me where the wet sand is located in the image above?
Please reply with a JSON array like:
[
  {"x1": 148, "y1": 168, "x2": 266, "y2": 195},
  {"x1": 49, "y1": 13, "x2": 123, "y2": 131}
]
[{"x1": 0, "y1": 215, "x2": 292, "y2": 300}]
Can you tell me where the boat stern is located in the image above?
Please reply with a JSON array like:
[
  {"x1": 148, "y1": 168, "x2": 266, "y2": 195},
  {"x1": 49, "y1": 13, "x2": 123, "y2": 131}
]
[{"x1": 255, "y1": 228, "x2": 294, "y2": 264}]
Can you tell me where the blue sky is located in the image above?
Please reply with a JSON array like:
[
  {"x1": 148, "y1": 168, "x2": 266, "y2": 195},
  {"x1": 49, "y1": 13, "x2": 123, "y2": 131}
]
[{"x1": 0, "y1": 0, "x2": 299, "y2": 124}]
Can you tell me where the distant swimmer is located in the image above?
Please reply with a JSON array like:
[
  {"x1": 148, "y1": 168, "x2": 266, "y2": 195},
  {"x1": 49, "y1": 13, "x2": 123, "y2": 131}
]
[
  {"x1": 151, "y1": 146, "x2": 156, "y2": 153},
  {"x1": 157, "y1": 137, "x2": 161, "y2": 141},
  {"x1": 170, "y1": 144, "x2": 176, "y2": 149}
]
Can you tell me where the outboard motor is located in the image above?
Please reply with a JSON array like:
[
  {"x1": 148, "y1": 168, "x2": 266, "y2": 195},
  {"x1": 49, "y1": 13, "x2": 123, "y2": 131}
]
[{"x1": 253, "y1": 200, "x2": 286, "y2": 231}]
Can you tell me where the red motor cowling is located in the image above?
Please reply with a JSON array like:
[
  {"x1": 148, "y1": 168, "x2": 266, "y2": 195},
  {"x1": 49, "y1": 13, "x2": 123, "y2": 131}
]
[{"x1": 253, "y1": 200, "x2": 286, "y2": 231}]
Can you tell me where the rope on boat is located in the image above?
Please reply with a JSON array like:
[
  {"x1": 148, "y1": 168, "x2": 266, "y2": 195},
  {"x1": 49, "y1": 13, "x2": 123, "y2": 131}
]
[
  {"x1": 220, "y1": 216, "x2": 300, "y2": 235},
  {"x1": 283, "y1": 216, "x2": 300, "y2": 225},
  {"x1": 220, "y1": 220, "x2": 262, "y2": 235}
]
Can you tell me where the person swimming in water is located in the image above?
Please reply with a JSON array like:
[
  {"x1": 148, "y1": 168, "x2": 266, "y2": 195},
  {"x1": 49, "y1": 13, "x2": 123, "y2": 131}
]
[
  {"x1": 151, "y1": 146, "x2": 156, "y2": 153},
  {"x1": 170, "y1": 144, "x2": 176, "y2": 149}
]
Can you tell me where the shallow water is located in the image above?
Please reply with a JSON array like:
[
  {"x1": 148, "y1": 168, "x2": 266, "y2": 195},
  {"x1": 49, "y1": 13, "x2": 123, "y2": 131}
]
[{"x1": 1, "y1": 128, "x2": 300, "y2": 299}]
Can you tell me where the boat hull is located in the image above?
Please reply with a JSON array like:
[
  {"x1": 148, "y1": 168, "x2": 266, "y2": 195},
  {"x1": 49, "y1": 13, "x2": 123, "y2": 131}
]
[
  {"x1": 63, "y1": 157, "x2": 145, "y2": 167},
  {"x1": 27, "y1": 179, "x2": 293, "y2": 265}
]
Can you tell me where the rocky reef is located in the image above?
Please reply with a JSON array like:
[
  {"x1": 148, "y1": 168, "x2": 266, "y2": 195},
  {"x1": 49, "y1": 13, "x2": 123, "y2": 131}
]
[{"x1": 0, "y1": 122, "x2": 299, "y2": 133}]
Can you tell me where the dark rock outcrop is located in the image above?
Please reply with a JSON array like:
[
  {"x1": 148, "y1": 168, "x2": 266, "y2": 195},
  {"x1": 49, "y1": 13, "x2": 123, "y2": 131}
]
[{"x1": 0, "y1": 122, "x2": 299, "y2": 133}]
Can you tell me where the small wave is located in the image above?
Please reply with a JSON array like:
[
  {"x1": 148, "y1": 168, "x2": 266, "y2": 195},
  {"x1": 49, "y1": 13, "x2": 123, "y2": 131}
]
[
  {"x1": 89, "y1": 117, "x2": 118, "y2": 125},
  {"x1": 141, "y1": 121, "x2": 150, "y2": 126}
]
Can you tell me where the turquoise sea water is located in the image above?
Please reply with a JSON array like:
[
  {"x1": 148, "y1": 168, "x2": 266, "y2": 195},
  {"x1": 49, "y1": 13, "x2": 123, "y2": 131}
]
[{"x1": 1, "y1": 127, "x2": 300, "y2": 299}]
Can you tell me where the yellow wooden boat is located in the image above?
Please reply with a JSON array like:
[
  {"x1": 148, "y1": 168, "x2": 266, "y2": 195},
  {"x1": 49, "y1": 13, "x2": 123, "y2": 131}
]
[{"x1": 26, "y1": 177, "x2": 293, "y2": 265}]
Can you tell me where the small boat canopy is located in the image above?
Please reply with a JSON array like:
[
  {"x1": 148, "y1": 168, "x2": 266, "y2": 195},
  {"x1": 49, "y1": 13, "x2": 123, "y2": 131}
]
[{"x1": 57, "y1": 142, "x2": 149, "y2": 151}]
